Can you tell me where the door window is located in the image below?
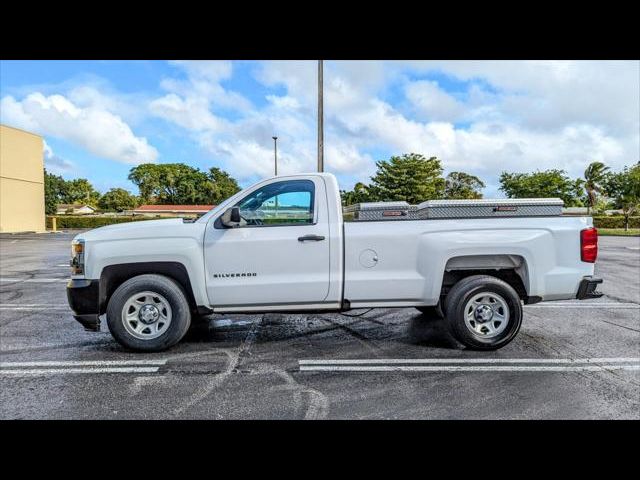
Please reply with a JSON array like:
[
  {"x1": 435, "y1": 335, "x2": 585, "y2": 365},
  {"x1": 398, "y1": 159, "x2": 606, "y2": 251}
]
[{"x1": 235, "y1": 179, "x2": 315, "y2": 226}]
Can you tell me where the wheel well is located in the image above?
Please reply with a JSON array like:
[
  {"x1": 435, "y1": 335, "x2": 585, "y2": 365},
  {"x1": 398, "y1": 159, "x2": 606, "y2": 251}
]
[
  {"x1": 442, "y1": 269, "x2": 528, "y2": 300},
  {"x1": 99, "y1": 262, "x2": 197, "y2": 314},
  {"x1": 441, "y1": 255, "x2": 530, "y2": 302}
]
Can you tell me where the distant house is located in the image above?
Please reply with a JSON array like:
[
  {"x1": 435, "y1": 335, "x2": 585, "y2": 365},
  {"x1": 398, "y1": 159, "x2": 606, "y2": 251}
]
[
  {"x1": 56, "y1": 204, "x2": 96, "y2": 215},
  {"x1": 128, "y1": 204, "x2": 216, "y2": 218}
]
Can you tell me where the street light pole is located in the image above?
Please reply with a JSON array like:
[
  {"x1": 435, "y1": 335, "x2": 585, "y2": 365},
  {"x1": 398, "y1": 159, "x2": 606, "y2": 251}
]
[
  {"x1": 317, "y1": 59, "x2": 324, "y2": 173},
  {"x1": 272, "y1": 136, "x2": 278, "y2": 176}
]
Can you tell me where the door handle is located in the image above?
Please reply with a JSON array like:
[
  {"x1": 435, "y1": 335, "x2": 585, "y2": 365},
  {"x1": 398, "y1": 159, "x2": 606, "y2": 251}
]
[{"x1": 298, "y1": 234, "x2": 325, "y2": 242}]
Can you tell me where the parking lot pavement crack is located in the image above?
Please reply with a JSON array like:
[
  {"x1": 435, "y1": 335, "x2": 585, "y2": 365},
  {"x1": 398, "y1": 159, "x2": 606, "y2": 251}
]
[
  {"x1": 318, "y1": 316, "x2": 381, "y2": 347},
  {"x1": 0, "y1": 339, "x2": 114, "y2": 355},
  {"x1": 600, "y1": 293, "x2": 640, "y2": 306},
  {"x1": 171, "y1": 348, "x2": 240, "y2": 416},
  {"x1": 170, "y1": 316, "x2": 263, "y2": 416},
  {"x1": 268, "y1": 367, "x2": 330, "y2": 419},
  {"x1": 520, "y1": 327, "x2": 640, "y2": 389},
  {"x1": 598, "y1": 319, "x2": 640, "y2": 333}
]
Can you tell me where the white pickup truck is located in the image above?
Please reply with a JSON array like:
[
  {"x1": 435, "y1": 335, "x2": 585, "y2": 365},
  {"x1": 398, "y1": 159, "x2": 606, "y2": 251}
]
[{"x1": 67, "y1": 172, "x2": 602, "y2": 352}]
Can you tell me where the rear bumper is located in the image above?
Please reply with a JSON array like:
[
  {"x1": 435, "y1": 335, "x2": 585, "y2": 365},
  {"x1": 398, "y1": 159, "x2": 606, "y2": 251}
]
[
  {"x1": 576, "y1": 276, "x2": 603, "y2": 300},
  {"x1": 66, "y1": 279, "x2": 101, "y2": 331}
]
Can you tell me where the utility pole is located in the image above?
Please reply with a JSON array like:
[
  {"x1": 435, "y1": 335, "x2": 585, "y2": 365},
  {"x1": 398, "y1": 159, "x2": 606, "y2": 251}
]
[
  {"x1": 317, "y1": 59, "x2": 324, "y2": 172},
  {"x1": 272, "y1": 136, "x2": 278, "y2": 176}
]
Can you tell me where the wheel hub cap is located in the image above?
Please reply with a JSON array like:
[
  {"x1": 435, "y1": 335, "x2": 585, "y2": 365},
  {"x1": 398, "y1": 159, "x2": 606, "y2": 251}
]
[
  {"x1": 463, "y1": 292, "x2": 510, "y2": 339},
  {"x1": 474, "y1": 304, "x2": 494, "y2": 323},
  {"x1": 139, "y1": 304, "x2": 160, "y2": 324}
]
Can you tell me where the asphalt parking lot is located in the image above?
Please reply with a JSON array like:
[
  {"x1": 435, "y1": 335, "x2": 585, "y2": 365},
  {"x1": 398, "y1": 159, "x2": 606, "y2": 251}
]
[{"x1": 0, "y1": 231, "x2": 638, "y2": 419}]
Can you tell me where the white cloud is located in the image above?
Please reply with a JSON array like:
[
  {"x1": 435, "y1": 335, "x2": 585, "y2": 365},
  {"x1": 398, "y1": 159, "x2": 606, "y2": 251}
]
[
  {"x1": 395, "y1": 60, "x2": 640, "y2": 135},
  {"x1": 150, "y1": 93, "x2": 224, "y2": 132},
  {"x1": 43, "y1": 140, "x2": 75, "y2": 174},
  {"x1": 405, "y1": 80, "x2": 465, "y2": 122},
  {"x1": 148, "y1": 60, "x2": 638, "y2": 192},
  {"x1": 1, "y1": 93, "x2": 158, "y2": 165}
]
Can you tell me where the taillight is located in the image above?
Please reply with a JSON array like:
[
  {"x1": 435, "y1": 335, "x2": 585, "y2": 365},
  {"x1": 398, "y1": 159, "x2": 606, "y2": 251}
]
[{"x1": 580, "y1": 228, "x2": 598, "y2": 263}]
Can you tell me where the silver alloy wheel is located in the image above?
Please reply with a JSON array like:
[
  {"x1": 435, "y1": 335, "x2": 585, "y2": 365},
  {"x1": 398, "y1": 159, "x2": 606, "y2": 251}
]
[
  {"x1": 121, "y1": 291, "x2": 172, "y2": 340},
  {"x1": 463, "y1": 292, "x2": 510, "y2": 339}
]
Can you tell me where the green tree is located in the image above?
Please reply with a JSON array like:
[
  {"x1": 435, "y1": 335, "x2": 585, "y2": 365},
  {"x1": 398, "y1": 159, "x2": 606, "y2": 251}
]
[
  {"x1": 340, "y1": 182, "x2": 374, "y2": 206},
  {"x1": 98, "y1": 188, "x2": 140, "y2": 212},
  {"x1": 499, "y1": 169, "x2": 585, "y2": 206},
  {"x1": 128, "y1": 163, "x2": 215, "y2": 205},
  {"x1": 444, "y1": 171, "x2": 485, "y2": 199},
  {"x1": 62, "y1": 178, "x2": 101, "y2": 206},
  {"x1": 43, "y1": 169, "x2": 66, "y2": 215},
  {"x1": 603, "y1": 163, "x2": 640, "y2": 231},
  {"x1": 208, "y1": 167, "x2": 240, "y2": 204},
  {"x1": 369, "y1": 154, "x2": 445, "y2": 204},
  {"x1": 584, "y1": 161, "x2": 610, "y2": 214}
]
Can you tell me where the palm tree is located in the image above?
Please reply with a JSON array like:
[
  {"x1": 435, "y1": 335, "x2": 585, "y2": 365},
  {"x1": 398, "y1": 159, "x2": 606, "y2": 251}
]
[{"x1": 584, "y1": 161, "x2": 610, "y2": 214}]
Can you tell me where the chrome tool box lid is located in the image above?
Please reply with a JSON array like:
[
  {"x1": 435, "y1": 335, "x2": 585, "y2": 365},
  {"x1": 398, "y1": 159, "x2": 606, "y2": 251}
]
[
  {"x1": 343, "y1": 201, "x2": 411, "y2": 221},
  {"x1": 417, "y1": 198, "x2": 564, "y2": 219}
]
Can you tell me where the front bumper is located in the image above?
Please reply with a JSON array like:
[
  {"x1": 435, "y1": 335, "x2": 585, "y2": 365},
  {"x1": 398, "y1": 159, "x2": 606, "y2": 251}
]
[
  {"x1": 576, "y1": 276, "x2": 603, "y2": 300},
  {"x1": 66, "y1": 279, "x2": 101, "y2": 331}
]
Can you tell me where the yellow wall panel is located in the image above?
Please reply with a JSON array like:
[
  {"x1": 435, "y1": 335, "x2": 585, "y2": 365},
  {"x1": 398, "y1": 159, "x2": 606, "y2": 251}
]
[{"x1": 0, "y1": 125, "x2": 45, "y2": 232}]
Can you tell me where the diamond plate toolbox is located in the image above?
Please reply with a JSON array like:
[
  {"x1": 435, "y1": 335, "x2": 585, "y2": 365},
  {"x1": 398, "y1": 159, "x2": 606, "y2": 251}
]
[
  {"x1": 416, "y1": 198, "x2": 564, "y2": 219},
  {"x1": 343, "y1": 201, "x2": 415, "y2": 221}
]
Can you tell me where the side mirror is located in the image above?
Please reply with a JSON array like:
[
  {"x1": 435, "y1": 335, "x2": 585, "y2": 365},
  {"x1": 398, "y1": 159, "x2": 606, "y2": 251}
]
[{"x1": 220, "y1": 206, "x2": 245, "y2": 228}]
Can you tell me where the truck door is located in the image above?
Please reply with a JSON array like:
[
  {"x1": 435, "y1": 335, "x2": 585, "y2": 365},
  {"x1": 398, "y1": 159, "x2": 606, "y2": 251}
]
[{"x1": 203, "y1": 177, "x2": 331, "y2": 308}]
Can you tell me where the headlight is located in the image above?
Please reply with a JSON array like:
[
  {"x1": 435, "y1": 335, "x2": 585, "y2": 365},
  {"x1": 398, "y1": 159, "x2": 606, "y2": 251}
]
[{"x1": 70, "y1": 239, "x2": 85, "y2": 275}]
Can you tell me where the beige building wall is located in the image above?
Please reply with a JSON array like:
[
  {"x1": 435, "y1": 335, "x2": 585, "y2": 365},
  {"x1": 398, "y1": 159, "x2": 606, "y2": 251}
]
[{"x1": 0, "y1": 125, "x2": 46, "y2": 232}]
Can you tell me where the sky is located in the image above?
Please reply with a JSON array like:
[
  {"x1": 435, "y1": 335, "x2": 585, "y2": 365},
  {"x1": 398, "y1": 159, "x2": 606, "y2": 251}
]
[{"x1": 1, "y1": 60, "x2": 638, "y2": 197}]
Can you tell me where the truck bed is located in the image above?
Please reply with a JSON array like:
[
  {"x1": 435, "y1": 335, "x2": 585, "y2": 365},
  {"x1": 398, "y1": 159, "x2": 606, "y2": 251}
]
[{"x1": 343, "y1": 215, "x2": 593, "y2": 307}]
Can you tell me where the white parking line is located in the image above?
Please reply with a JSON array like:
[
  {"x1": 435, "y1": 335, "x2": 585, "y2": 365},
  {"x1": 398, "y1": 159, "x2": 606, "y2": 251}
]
[
  {"x1": 299, "y1": 365, "x2": 640, "y2": 372},
  {"x1": 0, "y1": 278, "x2": 67, "y2": 283},
  {"x1": 0, "y1": 304, "x2": 68, "y2": 307},
  {"x1": 299, "y1": 357, "x2": 640, "y2": 365},
  {"x1": 0, "y1": 307, "x2": 69, "y2": 311},
  {"x1": 526, "y1": 304, "x2": 638, "y2": 308},
  {"x1": 0, "y1": 367, "x2": 160, "y2": 376},
  {"x1": 299, "y1": 357, "x2": 640, "y2": 372},
  {"x1": 0, "y1": 359, "x2": 168, "y2": 377},
  {"x1": 0, "y1": 360, "x2": 167, "y2": 367}
]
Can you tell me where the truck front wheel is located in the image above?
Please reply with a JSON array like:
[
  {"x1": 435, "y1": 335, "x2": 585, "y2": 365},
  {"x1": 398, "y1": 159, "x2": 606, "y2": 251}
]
[
  {"x1": 106, "y1": 274, "x2": 192, "y2": 352},
  {"x1": 443, "y1": 275, "x2": 522, "y2": 350}
]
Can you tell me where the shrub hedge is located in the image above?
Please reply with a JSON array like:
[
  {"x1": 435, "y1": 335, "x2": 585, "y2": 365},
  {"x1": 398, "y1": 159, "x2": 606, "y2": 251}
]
[
  {"x1": 592, "y1": 216, "x2": 640, "y2": 229},
  {"x1": 46, "y1": 215, "x2": 176, "y2": 229}
]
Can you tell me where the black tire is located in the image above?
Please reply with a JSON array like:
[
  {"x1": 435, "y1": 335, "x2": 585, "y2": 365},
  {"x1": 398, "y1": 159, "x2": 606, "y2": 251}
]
[
  {"x1": 415, "y1": 305, "x2": 444, "y2": 318},
  {"x1": 443, "y1": 275, "x2": 522, "y2": 350},
  {"x1": 106, "y1": 274, "x2": 192, "y2": 352}
]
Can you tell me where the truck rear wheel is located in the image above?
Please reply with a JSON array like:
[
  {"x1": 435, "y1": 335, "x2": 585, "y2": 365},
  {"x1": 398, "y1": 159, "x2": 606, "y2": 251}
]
[
  {"x1": 106, "y1": 274, "x2": 191, "y2": 352},
  {"x1": 443, "y1": 275, "x2": 522, "y2": 350}
]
